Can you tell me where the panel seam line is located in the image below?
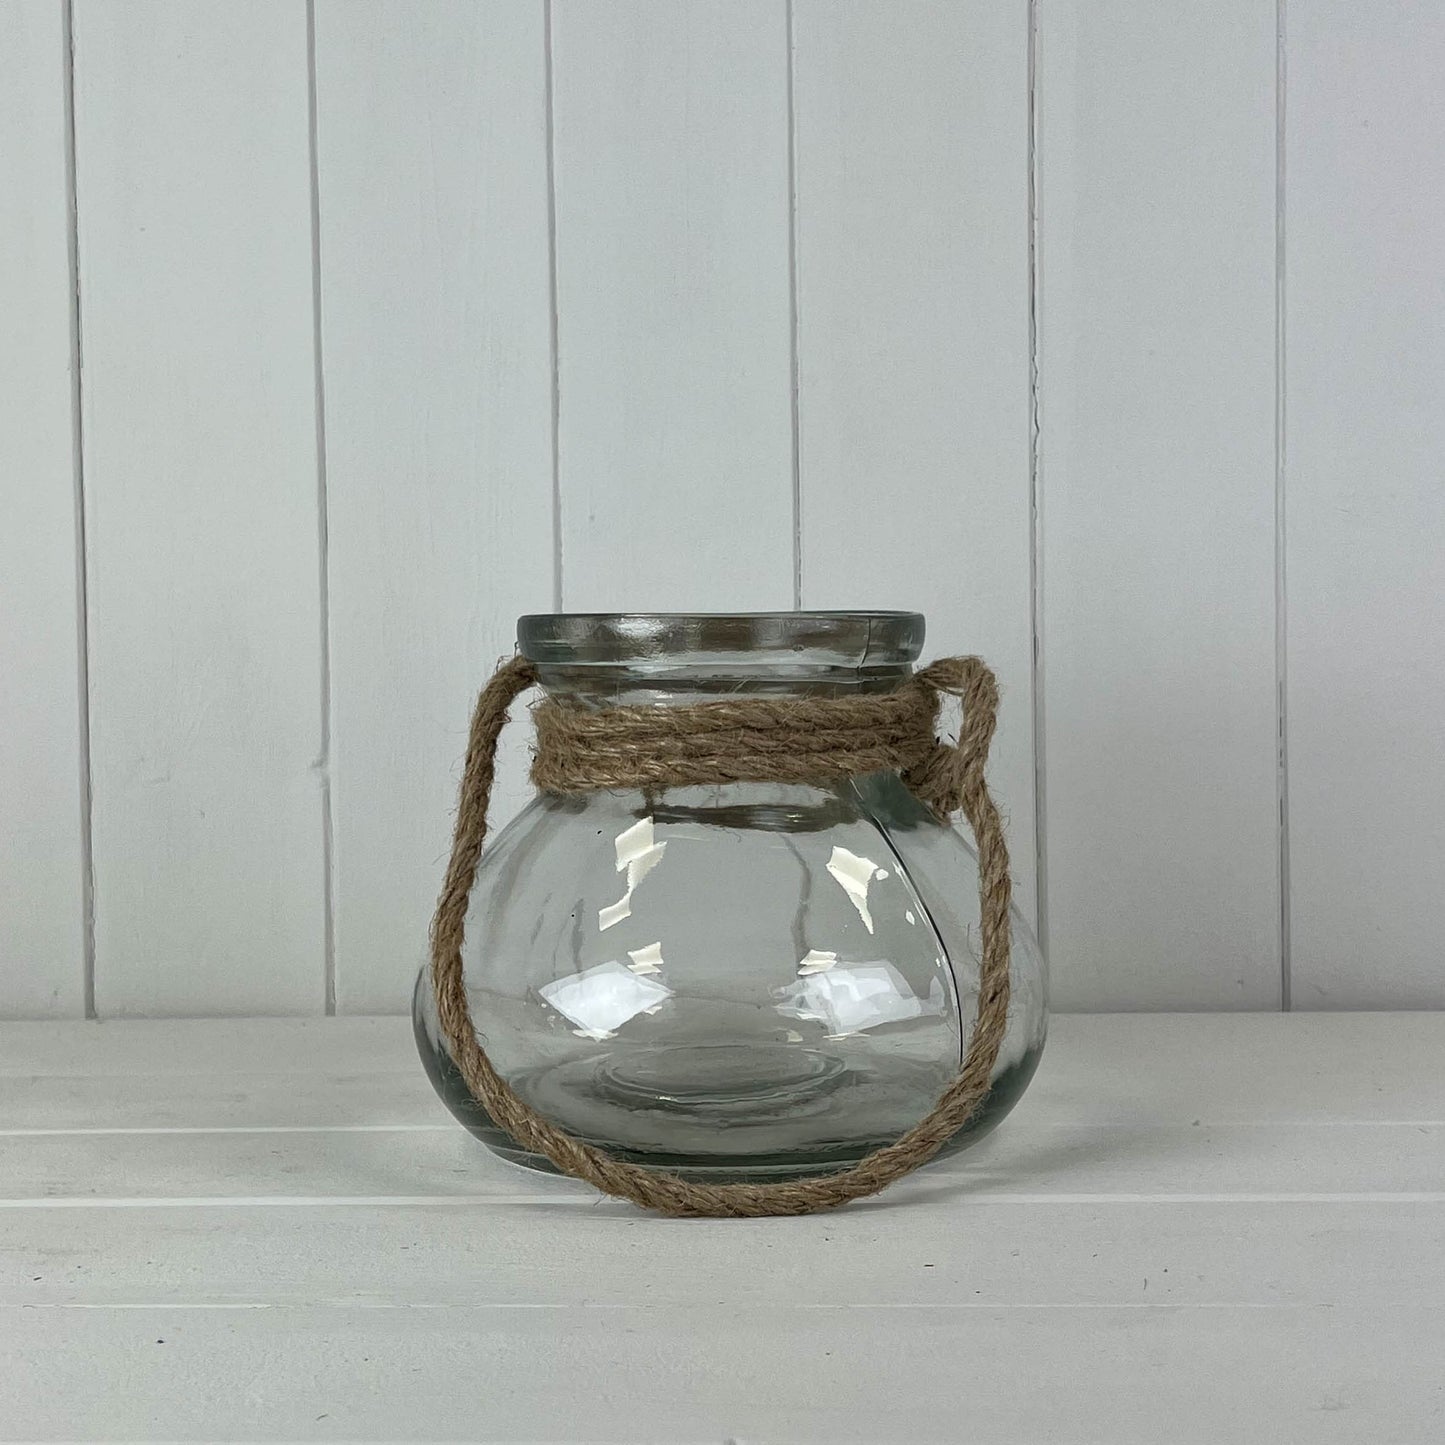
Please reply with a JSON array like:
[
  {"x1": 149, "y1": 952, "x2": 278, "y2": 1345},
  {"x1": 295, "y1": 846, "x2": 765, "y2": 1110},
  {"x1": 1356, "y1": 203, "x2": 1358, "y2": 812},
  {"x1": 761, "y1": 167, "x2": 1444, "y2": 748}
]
[
  {"x1": 785, "y1": 0, "x2": 803, "y2": 610},
  {"x1": 305, "y1": 0, "x2": 336, "y2": 1016},
  {"x1": 1027, "y1": 0, "x2": 1048, "y2": 958},
  {"x1": 544, "y1": 0, "x2": 563, "y2": 612},
  {"x1": 62, "y1": 0, "x2": 96, "y2": 1020},
  {"x1": 1275, "y1": 0, "x2": 1291, "y2": 1011}
]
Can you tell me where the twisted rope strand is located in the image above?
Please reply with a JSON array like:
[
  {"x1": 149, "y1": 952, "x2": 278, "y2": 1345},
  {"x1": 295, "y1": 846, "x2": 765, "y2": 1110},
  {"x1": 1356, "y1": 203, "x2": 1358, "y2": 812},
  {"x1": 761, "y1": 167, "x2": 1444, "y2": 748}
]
[
  {"x1": 531, "y1": 684, "x2": 938, "y2": 792},
  {"x1": 429, "y1": 653, "x2": 1012, "y2": 1218}
]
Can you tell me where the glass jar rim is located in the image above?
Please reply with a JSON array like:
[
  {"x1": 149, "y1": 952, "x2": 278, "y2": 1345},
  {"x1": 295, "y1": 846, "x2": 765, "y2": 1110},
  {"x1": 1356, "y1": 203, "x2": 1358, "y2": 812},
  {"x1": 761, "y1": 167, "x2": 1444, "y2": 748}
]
[{"x1": 517, "y1": 611, "x2": 925, "y2": 669}]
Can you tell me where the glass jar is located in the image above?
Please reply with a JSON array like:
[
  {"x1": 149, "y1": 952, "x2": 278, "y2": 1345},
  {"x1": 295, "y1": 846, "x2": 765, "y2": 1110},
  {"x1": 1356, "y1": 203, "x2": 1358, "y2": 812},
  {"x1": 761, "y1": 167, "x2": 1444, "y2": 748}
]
[{"x1": 415, "y1": 611, "x2": 1047, "y2": 1182}]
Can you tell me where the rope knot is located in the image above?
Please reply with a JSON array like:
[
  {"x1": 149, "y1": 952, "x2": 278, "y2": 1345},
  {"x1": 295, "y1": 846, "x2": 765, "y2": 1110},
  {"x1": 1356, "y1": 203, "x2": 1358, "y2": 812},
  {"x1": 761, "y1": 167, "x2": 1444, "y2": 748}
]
[{"x1": 903, "y1": 656, "x2": 1000, "y2": 819}]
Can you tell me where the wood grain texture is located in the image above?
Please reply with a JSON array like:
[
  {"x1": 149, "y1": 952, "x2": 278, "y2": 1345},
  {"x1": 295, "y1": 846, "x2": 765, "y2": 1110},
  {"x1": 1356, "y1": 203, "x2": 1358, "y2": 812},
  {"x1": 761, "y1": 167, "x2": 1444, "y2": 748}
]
[
  {"x1": 1037, "y1": 0, "x2": 1281, "y2": 1009},
  {"x1": 5, "y1": 1119, "x2": 1442, "y2": 1204},
  {"x1": 73, "y1": 0, "x2": 324, "y2": 1015},
  {"x1": 313, "y1": 1, "x2": 554, "y2": 1014},
  {"x1": 0, "y1": 0, "x2": 86, "y2": 1017},
  {"x1": 4, "y1": 1014, "x2": 1445, "y2": 1441},
  {"x1": 1284, "y1": 1, "x2": 1445, "y2": 1008},
  {"x1": 12, "y1": 1199, "x2": 1443, "y2": 1308},
  {"x1": 551, "y1": 0, "x2": 795, "y2": 611},
  {"x1": 792, "y1": 0, "x2": 1037, "y2": 923},
  {"x1": 5, "y1": 1010, "x2": 1443, "y2": 1124},
  {"x1": 5, "y1": 1304, "x2": 1442, "y2": 1443}
]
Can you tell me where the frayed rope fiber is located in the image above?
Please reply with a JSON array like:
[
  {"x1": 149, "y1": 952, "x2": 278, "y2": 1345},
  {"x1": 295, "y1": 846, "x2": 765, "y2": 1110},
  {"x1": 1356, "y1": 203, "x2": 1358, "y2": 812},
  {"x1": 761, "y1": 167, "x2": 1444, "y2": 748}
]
[{"x1": 429, "y1": 654, "x2": 1012, "y2": 1218}]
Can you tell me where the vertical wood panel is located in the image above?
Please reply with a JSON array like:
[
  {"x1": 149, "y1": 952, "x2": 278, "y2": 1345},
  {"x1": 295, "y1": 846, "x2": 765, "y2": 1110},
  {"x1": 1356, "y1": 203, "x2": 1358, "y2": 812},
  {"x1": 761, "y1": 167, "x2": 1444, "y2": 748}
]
[
  {"x1": 74, "y1": 0, "x2": 324, "y2": 1015},
  {"x1": 1038, "y1": 1, "x2": 1280, "y2": 1009},
  {"x1": 0, "y1": 0, "x2": 86, "y2": 1017},
  {"x1": 792, "y1": 0, "x2": 1037, "y2": 924},
  {"x1": 315, "y1": 1, "x2": 554, "y2": 1013},
  {"x1": 1286, "y1": 2, "x2": 1445, "y2": 1007},
  {"x1": 551, "y1": 0, "x2": 795, "y2": 610}
]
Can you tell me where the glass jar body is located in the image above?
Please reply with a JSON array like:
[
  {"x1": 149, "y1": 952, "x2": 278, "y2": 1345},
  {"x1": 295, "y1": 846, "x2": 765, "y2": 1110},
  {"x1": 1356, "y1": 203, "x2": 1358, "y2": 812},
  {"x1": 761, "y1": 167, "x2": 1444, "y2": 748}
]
[
  {"x1": 415, "y1": 613, "x2": 1047, "y2": 1181},
  {"x1": 416, "y1": 779, "x2": 1046, "y2": 1182}
]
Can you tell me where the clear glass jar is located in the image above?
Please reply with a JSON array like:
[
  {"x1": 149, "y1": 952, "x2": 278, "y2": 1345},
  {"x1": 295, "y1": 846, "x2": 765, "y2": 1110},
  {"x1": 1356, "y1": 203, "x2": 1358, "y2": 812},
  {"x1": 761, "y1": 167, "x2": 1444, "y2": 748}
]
[{"x1": 415, "y1": 612, "x2": 1047, "y2": 1181}]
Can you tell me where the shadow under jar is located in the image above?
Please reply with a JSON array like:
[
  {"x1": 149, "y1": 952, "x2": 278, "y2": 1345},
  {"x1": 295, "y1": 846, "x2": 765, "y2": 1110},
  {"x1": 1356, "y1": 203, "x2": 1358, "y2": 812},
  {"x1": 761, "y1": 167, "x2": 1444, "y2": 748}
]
[{"x1": 414, "y1": 611, "x2": 1047, "y2": 1182}]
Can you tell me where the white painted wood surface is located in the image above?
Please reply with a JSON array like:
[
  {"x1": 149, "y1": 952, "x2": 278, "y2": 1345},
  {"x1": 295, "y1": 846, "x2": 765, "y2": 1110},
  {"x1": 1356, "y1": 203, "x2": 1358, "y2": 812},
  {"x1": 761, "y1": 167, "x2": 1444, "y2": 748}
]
[
  {"x1": 0, "y1": 0, "x2": 86, "y2": 1017},
  {"x1": 4, "y1": 2, "x2": 1445, "y2": 1019},
  {"x1": 3, "y1": 1014, "x2": 1443, "y2": 1441},
  {"x1": 550, "y1": 0, "x2": 796, "y2": 612},
  {"x1": 313, "y1": 0, "x2": 554, "y2": 1013},
  {"x1": 1037, "y1": 1, "x2": 1282, "y2": 1010},
  {"x1": 1284, "y1": 1, "x2": 1445, "y2": 1008},
  {"x1": 72, "y1": 0, "x2": 325, "y2": 1015},
  {"x1": 792, "y1": 0, "x2": 1037, "y2": 924}
]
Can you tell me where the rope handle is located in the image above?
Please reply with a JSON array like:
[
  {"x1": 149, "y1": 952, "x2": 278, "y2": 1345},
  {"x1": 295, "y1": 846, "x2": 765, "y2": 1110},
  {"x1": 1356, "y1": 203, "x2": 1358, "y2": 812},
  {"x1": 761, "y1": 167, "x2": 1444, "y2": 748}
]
[{"x1": 428, "y1": 654, "x2": 1013, "y2": 1218}]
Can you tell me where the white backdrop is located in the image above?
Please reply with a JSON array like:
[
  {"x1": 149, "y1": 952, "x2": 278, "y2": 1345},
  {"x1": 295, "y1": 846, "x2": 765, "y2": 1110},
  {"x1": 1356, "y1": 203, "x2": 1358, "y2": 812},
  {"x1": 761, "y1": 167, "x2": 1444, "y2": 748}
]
[{"x1": 2, "y1": 0, "x2": 1441, "y2": 1018}]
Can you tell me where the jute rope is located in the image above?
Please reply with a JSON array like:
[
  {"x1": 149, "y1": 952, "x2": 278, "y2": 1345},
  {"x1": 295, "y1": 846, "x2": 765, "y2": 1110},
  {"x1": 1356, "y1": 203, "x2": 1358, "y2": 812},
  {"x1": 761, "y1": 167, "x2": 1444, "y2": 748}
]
[{"x1": 429, "y1": 653, "x2": 1012, "y2": 1218}]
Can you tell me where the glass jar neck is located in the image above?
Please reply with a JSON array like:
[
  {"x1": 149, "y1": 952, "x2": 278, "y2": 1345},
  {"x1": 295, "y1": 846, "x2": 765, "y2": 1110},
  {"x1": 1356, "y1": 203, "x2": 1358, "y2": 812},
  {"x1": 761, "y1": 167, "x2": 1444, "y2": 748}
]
[
  {"x1": 534, "y1": 659, "x2": 914, "y2": 707},
  {"x1": 519, "y1": 612, "x2": 925, "y2": 707}
]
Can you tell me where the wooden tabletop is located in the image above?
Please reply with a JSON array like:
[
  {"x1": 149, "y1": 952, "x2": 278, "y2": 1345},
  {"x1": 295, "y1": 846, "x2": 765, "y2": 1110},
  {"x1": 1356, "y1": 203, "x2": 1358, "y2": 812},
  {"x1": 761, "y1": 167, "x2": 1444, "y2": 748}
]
[{"x1": 3, "y1": 1012, "x2": 1443, "y2": 1442}]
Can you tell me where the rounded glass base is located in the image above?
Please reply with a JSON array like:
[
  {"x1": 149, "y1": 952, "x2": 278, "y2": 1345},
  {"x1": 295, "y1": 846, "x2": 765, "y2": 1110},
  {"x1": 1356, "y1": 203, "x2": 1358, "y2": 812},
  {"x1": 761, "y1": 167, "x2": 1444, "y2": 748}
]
[{"x1": 416, "y1": 1011, "x2": 1043, "y2": 1182}]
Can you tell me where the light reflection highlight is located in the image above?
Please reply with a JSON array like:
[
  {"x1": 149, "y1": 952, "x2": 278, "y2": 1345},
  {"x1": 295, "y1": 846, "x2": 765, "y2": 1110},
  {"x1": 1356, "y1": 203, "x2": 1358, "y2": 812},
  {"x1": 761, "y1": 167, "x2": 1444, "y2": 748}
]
[
  {"x1": 599, "y1": 816, "x2": 667, "y2": 931},
  {"x1": 826, "y1": 845, "x2": 879, "y2": 933},
  {"x1": 775, "y1": 959, "x2": 935, "y2": 1039},
  {"x1": 539, "y1": 958, "x2": 674, "y2": 1040}
]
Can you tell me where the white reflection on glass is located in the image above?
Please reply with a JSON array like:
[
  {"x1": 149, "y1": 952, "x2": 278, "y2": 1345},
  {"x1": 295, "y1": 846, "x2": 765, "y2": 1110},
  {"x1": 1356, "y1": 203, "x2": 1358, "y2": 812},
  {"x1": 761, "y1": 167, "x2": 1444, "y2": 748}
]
[
  {"x1": 826, "y1": 845, "x2": 879, "y2": 934},
  {"x1": 599, "y1": 816, "x2": 667, "y2": 931},
  {"x1": 539, "y1": 959, "x2": 673, "y2": 1040},
  {"x1": 627, "y1": 941, "x2": 664, "y2": 976},
  {"x1": 797, "y1": 948, "x2": 838, "y2": 976},
  {"x1": 775, "y1": 959, "x2": 935, "y2": 1039}
]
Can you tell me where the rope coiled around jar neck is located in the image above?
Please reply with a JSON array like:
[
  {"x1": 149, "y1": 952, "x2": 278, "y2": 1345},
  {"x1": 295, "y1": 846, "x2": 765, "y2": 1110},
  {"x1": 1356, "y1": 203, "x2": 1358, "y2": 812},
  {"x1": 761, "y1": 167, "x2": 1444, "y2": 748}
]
[{"x1": 429, "y1": 654, "x2": 1013, "y2": 1218}]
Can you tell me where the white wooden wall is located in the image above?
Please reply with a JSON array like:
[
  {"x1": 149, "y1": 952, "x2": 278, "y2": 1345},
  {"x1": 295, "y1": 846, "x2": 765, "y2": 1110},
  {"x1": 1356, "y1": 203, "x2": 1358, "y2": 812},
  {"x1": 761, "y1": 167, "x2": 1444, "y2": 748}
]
[{"x1": 2, "y1": 0, "x2": 1441, "y2": 1018}]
